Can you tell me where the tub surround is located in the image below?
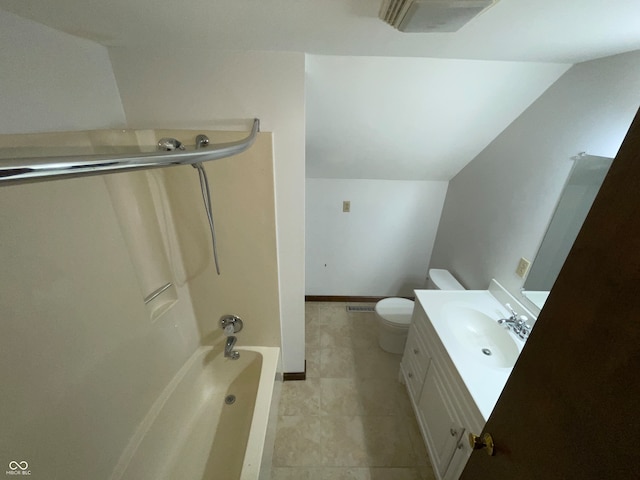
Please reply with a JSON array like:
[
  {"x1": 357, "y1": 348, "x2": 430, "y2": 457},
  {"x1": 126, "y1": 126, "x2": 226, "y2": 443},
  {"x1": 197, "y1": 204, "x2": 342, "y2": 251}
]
[{"x1": 401, "y1": 281, "x2": 534, "y2": 479}]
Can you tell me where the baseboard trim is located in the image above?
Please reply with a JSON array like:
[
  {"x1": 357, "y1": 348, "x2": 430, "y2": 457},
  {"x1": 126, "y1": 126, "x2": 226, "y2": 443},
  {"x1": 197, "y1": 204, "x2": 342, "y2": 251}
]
[
  {"x1": 305, "y1": 295, "x2": 414, "y2": 303},
  {"x1": 283, "y1": 361, "x2": 306, "y2": 381}
]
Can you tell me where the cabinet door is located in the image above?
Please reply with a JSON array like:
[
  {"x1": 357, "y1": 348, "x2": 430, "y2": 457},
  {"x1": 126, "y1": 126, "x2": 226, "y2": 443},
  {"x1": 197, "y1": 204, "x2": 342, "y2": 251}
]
[
  {"x1": 444, "y1": 434, "x2": 473, "y2": 480},
  {"x1": 418, "y1": 366, "x2": 464, "y2": 478}
]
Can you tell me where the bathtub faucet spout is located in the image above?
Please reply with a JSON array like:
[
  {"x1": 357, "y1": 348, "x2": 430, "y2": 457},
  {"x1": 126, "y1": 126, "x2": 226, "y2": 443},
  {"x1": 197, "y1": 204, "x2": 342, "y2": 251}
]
[
  {"x1": 220, "y1": 314, "x2": 243, "y2": 360},
  {"x1": 225, "y1": 336, "x2": 240, "y2": 360}
]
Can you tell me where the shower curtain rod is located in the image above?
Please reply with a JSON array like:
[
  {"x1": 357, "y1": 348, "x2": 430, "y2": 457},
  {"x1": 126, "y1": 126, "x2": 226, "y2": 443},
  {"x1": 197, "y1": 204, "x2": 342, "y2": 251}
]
[{"x1": 0, "y1": 118, "x2": 260, "y2": 186}]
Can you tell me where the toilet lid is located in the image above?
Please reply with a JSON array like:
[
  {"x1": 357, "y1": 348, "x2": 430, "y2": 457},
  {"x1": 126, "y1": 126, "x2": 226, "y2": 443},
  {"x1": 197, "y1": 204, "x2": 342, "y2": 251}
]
[
  {"x1": 429, "y1": 268, "x2": 465, "y2": 290},
  {"x1": 375, "y1": 298, "x2": 415, "y2": 325}
]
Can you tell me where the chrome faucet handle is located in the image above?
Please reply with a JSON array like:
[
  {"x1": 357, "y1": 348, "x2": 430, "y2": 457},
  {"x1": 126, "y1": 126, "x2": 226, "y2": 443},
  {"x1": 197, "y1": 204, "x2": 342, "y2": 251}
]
[
  {"x1": 220, "y1": 314, "x2": 243, "y2": 334},
  {"x1": 505, "y1": 303, "x2": 519, "y2": 320}
]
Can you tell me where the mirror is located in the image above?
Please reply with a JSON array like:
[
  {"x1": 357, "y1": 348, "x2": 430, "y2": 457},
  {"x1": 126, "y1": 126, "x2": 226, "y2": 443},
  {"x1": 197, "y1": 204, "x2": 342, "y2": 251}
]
[{"x1": 522, "y1": 153, "x2": 613, "y2": 309}]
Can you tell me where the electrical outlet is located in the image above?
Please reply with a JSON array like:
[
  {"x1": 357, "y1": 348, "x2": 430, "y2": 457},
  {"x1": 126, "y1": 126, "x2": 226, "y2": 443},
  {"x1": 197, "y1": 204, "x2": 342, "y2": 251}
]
[
  {"x1": 343, "y1": 201, "x2": 350, "y2": 213},
  {"x1": 516, "y1": 257, "x2": 531, "y2": 278}
]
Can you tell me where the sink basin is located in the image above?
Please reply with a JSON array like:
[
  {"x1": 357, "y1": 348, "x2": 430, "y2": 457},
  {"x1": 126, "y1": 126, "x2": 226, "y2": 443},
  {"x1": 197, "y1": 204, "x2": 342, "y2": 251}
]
[{"x1": 441, "y1": 305, "x2": 520, "y2": 368}]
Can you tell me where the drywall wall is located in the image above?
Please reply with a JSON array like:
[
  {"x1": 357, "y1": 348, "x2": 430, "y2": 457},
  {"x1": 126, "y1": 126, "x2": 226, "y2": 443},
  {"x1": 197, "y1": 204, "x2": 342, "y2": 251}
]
[
  {"x1": 0, "y1": 9, "x2": 126, "y2": 133},
  {"x1": 306, "y1": 178, "x2": 448, "y2": 296},
  {"x1": 108, "y1": 49, "x2": 306, "y2": 372},
  {"x1": 430, "y1": 50, "x2": 640, "y2": 303},
  {"x1": 306, "y1": 54, "x2": 570, "y2": 180}
]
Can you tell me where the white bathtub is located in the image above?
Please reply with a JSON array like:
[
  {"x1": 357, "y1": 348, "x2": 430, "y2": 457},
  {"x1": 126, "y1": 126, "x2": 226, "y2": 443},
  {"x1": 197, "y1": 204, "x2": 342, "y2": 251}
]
[{"x1": 110, "y1": 344, "x2": 281, "y2": 480}]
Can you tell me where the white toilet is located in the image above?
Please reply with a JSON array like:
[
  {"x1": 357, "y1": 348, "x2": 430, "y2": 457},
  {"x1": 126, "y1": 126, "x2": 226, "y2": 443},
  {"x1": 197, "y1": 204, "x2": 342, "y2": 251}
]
[{"x1": 375, "y1": 269, "x2": 465, "y2": 354}]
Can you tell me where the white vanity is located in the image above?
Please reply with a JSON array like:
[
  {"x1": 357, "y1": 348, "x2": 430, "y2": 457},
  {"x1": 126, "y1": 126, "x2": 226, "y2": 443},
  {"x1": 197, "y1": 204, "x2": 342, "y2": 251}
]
[{"x1": 401, "y1": 281, "x2": 532, "y2": 479}]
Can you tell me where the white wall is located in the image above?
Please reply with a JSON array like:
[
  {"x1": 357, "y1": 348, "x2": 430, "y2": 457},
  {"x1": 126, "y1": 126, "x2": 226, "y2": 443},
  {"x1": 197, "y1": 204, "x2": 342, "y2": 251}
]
[
  {"x1": 306, "y1": 178, "x2": 448, "y2": 296},
  {"x1": 0, "y1": 9, "x2": 126, "y2": 133},
  {"x1": 306, "y1": 55, "x2": 570, "y2": 180},
  {"x1": 430, "y1": 50, "x2": 640, "y2": 301},
  {"x1": 108, "y1": 49, "x2": 306, "y2": 372}
]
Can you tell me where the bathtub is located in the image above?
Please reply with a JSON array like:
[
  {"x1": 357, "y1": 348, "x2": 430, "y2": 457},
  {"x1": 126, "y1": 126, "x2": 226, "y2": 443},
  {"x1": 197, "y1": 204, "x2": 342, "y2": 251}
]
[{"x1": 110, "y1": 344, "x2": 281, "y2": 480}]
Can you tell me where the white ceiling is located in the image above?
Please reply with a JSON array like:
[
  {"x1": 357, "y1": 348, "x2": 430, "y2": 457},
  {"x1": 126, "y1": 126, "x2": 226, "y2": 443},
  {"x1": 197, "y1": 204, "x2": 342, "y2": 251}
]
[
  {"x1": 2, "y1": 0, "x2": 639, "y2": 180},
  {"x1": 1, "y1": 0, "x2": 639, "y2": 63}
]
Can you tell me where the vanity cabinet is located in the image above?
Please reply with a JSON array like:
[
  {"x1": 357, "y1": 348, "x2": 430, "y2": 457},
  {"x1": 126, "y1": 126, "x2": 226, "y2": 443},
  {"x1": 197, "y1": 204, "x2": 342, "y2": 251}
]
[{"x1": 401, "y1": 301, "x2": 482, "y2": 480}]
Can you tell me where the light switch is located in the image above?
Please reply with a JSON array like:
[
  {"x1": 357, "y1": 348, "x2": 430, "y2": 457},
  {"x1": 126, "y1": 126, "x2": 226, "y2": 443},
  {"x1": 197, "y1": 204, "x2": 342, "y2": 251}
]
[{"x1": 343, "y1": 201, "x2": 350, "y2": 213}]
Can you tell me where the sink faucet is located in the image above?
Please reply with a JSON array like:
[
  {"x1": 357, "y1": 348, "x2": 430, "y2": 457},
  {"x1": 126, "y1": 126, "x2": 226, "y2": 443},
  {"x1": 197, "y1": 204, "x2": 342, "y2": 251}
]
[{"x1": 498, "y1": 304, "x2": 531, "y2": 340}]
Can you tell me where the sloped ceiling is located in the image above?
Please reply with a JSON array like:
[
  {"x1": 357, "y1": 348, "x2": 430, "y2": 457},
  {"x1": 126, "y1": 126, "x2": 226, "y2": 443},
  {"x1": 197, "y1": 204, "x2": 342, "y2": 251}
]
[
  {"x1": 306, "y1": 55, "x2": 570, "y2": 180},
  {"x1": 2, "y1": 0, "x2": 638, "y2": 179}
]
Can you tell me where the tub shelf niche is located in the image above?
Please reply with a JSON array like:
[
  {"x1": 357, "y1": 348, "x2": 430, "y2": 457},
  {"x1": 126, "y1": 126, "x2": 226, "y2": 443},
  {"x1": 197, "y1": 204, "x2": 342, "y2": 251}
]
[{"x1": 105, "y1": 170, "x2": 178, "y2": 321}]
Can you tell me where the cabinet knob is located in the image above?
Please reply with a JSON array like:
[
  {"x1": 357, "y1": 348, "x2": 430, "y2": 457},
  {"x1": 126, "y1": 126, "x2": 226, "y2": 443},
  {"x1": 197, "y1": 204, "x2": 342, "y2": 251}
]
[
  {"x1": 408, "y1": 372, "x2": 413, "y2": 378},
  {"x1": 450, "y1": 428, "x2": 457, "y2": 436},
  {"x1": 469, "y1": 432, "x2": 495, "y2": 456},
  {"x1": 413, "y1": 348, "x2": 419, "y2": 354}
]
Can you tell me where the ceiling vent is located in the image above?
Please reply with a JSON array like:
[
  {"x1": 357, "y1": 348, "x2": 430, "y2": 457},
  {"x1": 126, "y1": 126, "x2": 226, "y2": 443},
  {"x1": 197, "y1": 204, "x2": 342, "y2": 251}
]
[{"x1": 379, "y1": 0, "x2": 497, "y2": 32}]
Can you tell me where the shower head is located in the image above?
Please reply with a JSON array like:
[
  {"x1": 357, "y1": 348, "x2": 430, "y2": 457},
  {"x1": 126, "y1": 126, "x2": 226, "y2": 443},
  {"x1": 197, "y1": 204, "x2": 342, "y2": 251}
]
[{"x1": 157, "y1": 138, "x2": 185, "y2": 151}]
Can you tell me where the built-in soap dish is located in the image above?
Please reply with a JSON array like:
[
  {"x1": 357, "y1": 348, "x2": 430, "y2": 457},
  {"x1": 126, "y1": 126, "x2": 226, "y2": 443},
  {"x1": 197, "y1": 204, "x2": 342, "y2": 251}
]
[{"x1": 145, "y1": 282, "x2": 178, "y2": 321}]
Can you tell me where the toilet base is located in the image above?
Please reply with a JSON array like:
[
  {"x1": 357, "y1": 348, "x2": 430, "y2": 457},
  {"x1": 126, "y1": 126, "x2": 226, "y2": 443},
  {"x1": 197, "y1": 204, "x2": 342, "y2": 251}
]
[{"x1": 377, "y1": 323, "x2": 409, "y2": 354}]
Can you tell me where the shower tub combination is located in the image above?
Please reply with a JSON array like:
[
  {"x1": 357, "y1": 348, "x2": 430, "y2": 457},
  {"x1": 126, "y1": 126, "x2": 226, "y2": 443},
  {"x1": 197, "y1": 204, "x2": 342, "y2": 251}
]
[
  {"x1": 1, "y1": 121, "x2": 282, "y2": 479},
  {"x1": 110, "y1": 343, "x2": 281, "y2": 480}
]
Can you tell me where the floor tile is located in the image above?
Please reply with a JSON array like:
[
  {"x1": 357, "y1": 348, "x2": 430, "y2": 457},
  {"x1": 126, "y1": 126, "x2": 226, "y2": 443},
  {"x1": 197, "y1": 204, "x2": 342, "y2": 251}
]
[
  {"x1": 352, "y1": 347, "x2": 402, "y2": 379},
  {"x1": 417, "y1": 466, "x2": 438, "y2": 480},
  {"x1": 273, "y1": 302, "x2": 437, "y2": 479},
  {"x1": 401, "y1": 415, "x2": 431, "y2": 467},
  {"x1": 320, "y1": 315, "x2": 378, "y2": 350},
  {"x1": 316, "y1": 468, "x2": 371, "y2": 480},
  {"x1": 279, "y1": 378, "x2": 321, "y2": 416},
  {"x1": 321, "y1": 415, "x2": 416, "y2": 467},
  {"x1": 316, "y1": 303, "x2": 349, "y2": 325},
  {"x1": 306, "y1": 319, "x2": 322, "y2": 347},
  {"x1": 320, "y1": 377, "x2": 407, "y2": 416},
  {"x1": 320, "y1": 346, "x2": 359, "y2": 378},
  {"x1": 273, "y1": 416, "x2": 324, "y2": 466},
  {"x1": 320, "y1": 416, "x2": 370, "y2": 466},
  {"x1": 358, "y1": 415, "x2": 417, "y2": 467},
  {"x1": 270, "y1": 467, "x2": 322, "y2": 480},
  {"x1": 306, "y1": 345, "x2": 321, "y2": 378}
]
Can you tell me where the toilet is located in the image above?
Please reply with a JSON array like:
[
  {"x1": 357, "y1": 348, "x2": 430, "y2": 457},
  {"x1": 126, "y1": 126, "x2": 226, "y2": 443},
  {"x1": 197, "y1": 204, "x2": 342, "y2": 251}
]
[{"x1": 375, "y1": 269, "x2": 465, "y2": 354}]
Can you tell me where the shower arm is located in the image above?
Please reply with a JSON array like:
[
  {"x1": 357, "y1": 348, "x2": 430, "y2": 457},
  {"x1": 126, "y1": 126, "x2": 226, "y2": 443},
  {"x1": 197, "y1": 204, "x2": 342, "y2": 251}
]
[{"x1": 0, "y1": 119, "x2": 260, "y2": 186}]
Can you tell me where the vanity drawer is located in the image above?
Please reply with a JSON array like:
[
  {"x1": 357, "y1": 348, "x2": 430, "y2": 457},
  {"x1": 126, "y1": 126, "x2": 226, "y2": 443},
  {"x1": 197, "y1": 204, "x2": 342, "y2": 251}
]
[
  {"x1": 403, "y1": 351, "x2": 427, "y2": 400},
  {"x1": 411, "y1": 302, "x2": 432, "y2": 347},
  {"x1": 403, "y1": 328, "x2": 430, "y2": 380}
]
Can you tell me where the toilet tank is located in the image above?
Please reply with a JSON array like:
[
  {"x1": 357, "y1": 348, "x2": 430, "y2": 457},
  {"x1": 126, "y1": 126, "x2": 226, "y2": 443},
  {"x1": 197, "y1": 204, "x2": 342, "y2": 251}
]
[{"x1": 427, "y1": 268, "x2": 465, "y2": 290}]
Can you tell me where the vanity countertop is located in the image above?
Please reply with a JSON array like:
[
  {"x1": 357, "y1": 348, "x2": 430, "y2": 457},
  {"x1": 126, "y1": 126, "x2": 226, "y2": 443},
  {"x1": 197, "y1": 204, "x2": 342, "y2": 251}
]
[{"x1": 414, "y1": 288, "x2": 529, "y2": 421}]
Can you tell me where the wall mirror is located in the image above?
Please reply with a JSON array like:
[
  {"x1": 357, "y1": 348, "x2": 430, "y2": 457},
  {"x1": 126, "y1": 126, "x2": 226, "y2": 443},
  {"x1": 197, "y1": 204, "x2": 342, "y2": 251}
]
[{"x1": 522, "y1": 153, "x2": 613, "y2": 309}]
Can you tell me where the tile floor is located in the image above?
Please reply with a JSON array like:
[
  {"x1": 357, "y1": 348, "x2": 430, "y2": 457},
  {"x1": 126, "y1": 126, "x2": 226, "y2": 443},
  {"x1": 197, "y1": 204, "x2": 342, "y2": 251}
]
[{"x1": 271, "y1": 302, "x2": 437, "y2": 480}]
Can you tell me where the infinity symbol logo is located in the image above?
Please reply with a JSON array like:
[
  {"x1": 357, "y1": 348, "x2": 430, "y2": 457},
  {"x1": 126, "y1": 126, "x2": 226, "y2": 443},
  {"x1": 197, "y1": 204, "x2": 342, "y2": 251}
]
[{"x1": 8, "y1": 461, "x2": 28, "y2": 471}]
